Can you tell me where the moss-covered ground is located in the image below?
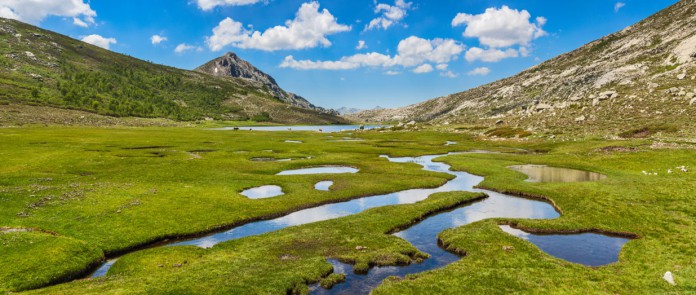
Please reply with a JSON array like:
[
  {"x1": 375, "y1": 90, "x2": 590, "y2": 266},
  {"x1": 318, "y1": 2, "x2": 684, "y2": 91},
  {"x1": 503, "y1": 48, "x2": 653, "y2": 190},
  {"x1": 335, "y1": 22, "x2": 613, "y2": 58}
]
[{"x1": 1, "y1": 126, "x2": 694, "y2": 294}]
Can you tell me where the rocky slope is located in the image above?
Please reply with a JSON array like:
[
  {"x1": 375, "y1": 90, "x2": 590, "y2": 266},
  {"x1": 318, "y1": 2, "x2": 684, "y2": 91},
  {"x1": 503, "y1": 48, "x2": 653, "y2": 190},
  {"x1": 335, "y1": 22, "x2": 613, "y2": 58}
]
[
  {"x1": 352, "y1": 0, "x2": 696, "y2": 136},
  {"x1": 336, "y1": 106, "x2": 383, "y2": 115},
  {"x1": 196, "y1": 52, "x2": 338, "y2": 115},
  {"x1": 0, "y1": 18, "x2": 345, "y2": 125}
]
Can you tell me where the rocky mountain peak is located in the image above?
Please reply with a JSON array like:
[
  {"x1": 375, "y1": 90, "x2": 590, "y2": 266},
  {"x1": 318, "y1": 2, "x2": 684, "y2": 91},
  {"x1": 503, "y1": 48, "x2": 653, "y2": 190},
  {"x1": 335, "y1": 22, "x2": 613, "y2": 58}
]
[{"x1": 196, "y1": 52, "x2": 338, "y2": 115}]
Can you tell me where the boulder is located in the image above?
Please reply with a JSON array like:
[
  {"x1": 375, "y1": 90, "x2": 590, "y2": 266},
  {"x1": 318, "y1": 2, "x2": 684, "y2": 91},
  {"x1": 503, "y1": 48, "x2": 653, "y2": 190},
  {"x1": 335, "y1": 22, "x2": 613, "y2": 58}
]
[
  {"x1": 686, "y1": 92, "x2": 695, "y2": 100},
  {"x1": 677, "y1": 73, "x2": 686, "y2": 80},
  {"x1": 570, "y1": 96, "x2": 582, "y2": 101},
  {"x1": 535, "y1": 104, "x2": 552, "y2": 111},
  {"x1": 592, "y1": 98, "x2": 600, "y2": 106},
  {"x1": 690, "y1": 97, "x2": 696, "y2": 105},
  {"x1": 663, "y1": 271, "x2": 676, "y2": 285},
  {"x1": 678, "y1": 91, "x2": 686, "y2": 96},
  {"x1": 598, "y1": 91, "x2": 618, "y2": 100},
  {"x1": 575, "y1": 115, "x2": 586, "y2": 122}
]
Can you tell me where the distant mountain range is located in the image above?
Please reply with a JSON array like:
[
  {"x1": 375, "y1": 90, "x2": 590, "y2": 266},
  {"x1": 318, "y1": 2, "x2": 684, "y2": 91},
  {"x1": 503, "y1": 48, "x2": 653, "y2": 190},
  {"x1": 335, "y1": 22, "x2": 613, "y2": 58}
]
[
  {"x1": 352, "y1": 1, "x2": 696, "y2": 136},
  {"x1": 0, "y1": 18, "x2": 345, "y2": 125},
  {"x1": 335, "y1": 106, "x2": 383, "y2": 115}
]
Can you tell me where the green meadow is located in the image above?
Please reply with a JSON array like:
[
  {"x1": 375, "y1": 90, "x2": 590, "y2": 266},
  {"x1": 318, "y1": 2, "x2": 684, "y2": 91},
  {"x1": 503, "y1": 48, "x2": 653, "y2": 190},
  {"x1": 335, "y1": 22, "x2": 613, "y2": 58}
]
[{"x1": 1, "y1": 127, "x2": 694, "y2": 294}]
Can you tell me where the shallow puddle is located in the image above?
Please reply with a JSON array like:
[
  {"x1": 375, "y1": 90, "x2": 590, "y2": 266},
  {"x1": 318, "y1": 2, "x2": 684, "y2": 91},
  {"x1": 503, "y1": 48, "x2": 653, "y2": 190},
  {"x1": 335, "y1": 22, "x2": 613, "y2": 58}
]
[
  {"x1": 240, "y1": 185, "x2": 284, "y2": 199},
  {"x1": 509, "y1": 165, "x2": 607, "y2": 182},
  {"x1": 445, "y1": 141, "x2": 457, "y2": 146},
  {"x1": 285, "y1": 140, "x2": 303, "y2": 144},
  {"x1": 315, "y1": 181, "x2": 334, "y2": 191},
  {"x1": 499, "y1": 225, "x2": 631, "y2": 266},
  {"x1": 277, "y1": 166, "x2": 359, "y2": 175}
]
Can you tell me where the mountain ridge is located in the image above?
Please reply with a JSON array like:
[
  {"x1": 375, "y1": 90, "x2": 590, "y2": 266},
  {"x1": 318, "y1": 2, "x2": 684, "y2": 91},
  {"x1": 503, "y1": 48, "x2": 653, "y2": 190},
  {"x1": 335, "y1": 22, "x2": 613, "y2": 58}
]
[
  {"x1": 0, "y1": 18, "x2": 346, "y2": 125},
  {"x1": 196, "y1": 52, "x2": 338, "y2": 115},
  {"x1": 351, "y1": 0, "x2": 696, "y2": 136}
]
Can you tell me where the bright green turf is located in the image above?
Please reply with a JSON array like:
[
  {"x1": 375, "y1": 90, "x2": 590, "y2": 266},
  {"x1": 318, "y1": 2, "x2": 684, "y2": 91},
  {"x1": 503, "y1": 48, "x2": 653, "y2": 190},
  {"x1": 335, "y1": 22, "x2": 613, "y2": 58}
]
[{"x1": 1, "y1": 126, "x2": 695, "y2": 294}]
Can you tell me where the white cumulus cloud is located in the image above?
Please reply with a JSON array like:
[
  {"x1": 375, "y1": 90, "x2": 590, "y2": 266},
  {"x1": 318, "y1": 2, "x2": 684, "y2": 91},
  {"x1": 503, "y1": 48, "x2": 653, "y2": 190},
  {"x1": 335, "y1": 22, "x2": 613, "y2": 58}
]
[
  {"x1": 81, "y1": 34, "x2": 116, "y2": 50},
  {"x1": 452, "y1": 6, "x2": 546, "y2": 48},
  {"x1": 280, "y1": 36, "x2": 464, "y2": 73},
  {"x1": 196, "y1": 0, "x2": 264, "y2": 11},
  {"x1": 467, "y1": 67, "x2": 491, "y2": 76},
  {"x1": 412, "y1": 64, "x2": 433, "y2": 74},
  {"x1": 356, "y1": 40, "x2": 367, "y2": 50},
  {"x1": 206, "y1": 1, "x2": 350, "y2": 52},
  {"x1": 365, "y1": 0, "x2": 413, "y2": 31},
  {"x1": 440, "y1": 71, "x2": 459, "y2": 78},
  {"x1": 465, "y1": 47, "x2": 519, "y2": 62},
  {"x1": 280, "y1": 55, "x2": 359, "y2": 70},
  {"x1": 175, "y1": 43, "x2": 202, "y2": 53},
  {"x1": 151, "y1": 35, "x2": 167, "y2": 45},
  {"x1": 0, "y1": 0, "x2": 96, "y2": 26}
]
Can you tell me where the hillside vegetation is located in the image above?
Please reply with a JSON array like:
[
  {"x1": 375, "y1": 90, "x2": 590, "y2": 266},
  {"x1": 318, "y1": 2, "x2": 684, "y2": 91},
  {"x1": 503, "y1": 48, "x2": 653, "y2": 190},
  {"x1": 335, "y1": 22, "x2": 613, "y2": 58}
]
[
  {"x1": 0, "y1": 18, "x2": 345, "y2": 125},
  {"x1": 352, "y1": 1, "x2": 696, "y2": 137}
]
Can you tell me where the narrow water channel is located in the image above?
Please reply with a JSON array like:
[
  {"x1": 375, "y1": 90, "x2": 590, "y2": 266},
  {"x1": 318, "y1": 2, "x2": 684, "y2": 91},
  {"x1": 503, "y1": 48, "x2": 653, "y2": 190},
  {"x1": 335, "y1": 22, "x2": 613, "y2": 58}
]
[{"x1": 88, "y1": 152, "x2": 629, "y2": 295}]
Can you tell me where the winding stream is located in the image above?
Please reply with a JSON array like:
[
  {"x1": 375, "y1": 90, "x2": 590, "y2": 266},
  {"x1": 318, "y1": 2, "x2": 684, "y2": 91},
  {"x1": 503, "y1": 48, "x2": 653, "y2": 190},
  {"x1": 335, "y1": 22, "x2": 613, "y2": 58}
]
[{"x1": 88, "y1": 152, "x2": 629, "y2": 295}]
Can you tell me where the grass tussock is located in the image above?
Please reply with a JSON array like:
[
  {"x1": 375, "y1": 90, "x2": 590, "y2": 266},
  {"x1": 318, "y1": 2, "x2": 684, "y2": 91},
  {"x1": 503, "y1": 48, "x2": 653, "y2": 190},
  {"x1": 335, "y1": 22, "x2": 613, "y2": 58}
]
[
  {"x1": 619, "y1": 123, "x2": 679, "y2": 138},
  {"x1": 485, "y1": 127, "x2": 532, "y2": 138}
]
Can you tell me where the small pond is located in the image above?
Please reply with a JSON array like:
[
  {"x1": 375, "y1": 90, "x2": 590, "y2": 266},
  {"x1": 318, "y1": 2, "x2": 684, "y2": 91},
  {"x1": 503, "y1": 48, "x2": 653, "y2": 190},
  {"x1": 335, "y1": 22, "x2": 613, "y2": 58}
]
[
  {"x1": 240, "y1": 185, "x2": 284, "y2": 199},
  {"x1": 499, "y1": 225, "x2": 631, "y2": 266},
  {"x1": 315, "y1": 181, "x2": 334, "y2": 191},
  {"x1": 277, "y1": 166, "x2": 359, "y2": 175},
  {"x1": 509, "y1": 165, "x2": 607, "y2": 183}
]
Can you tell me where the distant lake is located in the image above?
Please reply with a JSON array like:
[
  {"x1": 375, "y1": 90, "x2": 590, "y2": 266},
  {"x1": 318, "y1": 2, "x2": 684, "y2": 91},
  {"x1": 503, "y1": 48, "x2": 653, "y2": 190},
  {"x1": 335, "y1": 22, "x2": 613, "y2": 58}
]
[{"x1": 214, "y1": 125, "x2": 386, "y2": 132}]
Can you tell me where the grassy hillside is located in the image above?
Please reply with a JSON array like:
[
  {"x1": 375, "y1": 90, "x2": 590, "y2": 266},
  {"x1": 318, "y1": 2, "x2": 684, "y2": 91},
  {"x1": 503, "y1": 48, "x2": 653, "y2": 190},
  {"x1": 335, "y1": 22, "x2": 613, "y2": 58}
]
[
  {"x1": 352, "y1": 1, "x2": 696, "y2": 137},
  {"x1": 0, "y1": 18, "x2": 346, "y2": 125}
]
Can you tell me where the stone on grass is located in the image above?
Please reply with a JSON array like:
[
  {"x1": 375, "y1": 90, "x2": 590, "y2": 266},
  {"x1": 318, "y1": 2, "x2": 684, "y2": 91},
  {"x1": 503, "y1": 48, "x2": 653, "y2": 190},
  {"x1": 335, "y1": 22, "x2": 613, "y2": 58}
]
[
  {"x1": 677, "y1": 73, "x2": 686, "y2": 80},
  {"x1": 663, "y1": 271, "x2": 676, "y2": 285}
]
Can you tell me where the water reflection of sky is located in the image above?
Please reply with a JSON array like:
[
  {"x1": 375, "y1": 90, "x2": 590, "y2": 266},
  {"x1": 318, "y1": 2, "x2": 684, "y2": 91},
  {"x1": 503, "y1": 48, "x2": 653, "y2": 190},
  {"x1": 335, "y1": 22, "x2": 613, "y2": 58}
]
[
  {"x1": 315, "y1": 181, "x2": 334, "y2": 191},
  {"x1": 240, "y1": 185, "x2": 284, "y2": 199},
  {"x1": 499, "y1": 225, "x2": 630, "y2": 266},
  {"x1": 277, "y1": 167, "x2": 359, "y2": 175},
  {"x1": 97, "y1": 151, "x2": 628, "y2": 289}
]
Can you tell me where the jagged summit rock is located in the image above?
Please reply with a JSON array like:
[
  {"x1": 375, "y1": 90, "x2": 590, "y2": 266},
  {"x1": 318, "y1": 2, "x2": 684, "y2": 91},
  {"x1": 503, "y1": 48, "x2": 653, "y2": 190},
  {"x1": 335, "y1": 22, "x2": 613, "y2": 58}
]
[{"x1": 196, "y1": 52, "x2": 337, "y2": 115}]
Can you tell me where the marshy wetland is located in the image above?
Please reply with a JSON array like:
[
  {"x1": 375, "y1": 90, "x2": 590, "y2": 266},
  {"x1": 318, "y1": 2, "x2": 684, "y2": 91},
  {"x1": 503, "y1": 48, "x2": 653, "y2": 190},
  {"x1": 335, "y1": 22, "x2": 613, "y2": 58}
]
[{"x1": 1, "y1": 127, "x2": 694, "y2": 294}]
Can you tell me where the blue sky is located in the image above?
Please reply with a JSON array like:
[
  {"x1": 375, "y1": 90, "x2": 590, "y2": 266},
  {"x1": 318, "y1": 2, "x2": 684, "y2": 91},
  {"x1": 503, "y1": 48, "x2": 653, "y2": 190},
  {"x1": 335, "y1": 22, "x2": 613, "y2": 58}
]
[{"x1": 1, "y1": 0, "x2": 679, "y2": 109}]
